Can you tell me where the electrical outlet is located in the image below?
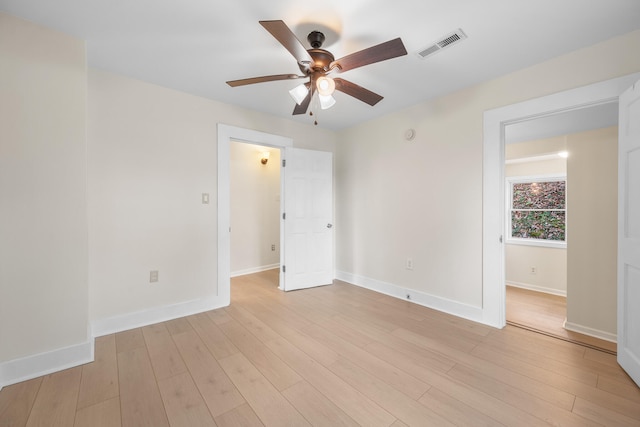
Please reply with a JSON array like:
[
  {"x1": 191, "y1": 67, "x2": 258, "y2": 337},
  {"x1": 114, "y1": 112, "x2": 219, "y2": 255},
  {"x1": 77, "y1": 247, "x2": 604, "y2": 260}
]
[
  {"x1": 271, "y1": 244, "x2": 276, "y2": 251},
  {"x1": 530, "y1": 266, "x2": 537, "y2": 275},
  {"x1": 406, "y1": 258, "x2": 414, "y2": 270},
  {"x1": 150, "y1": 270, "x2": 159, "y2": 283}
]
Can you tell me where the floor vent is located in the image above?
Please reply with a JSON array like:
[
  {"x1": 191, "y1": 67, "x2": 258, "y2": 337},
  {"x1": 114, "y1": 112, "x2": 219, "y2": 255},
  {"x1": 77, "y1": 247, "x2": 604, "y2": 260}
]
[{"x1": 417, "y1": 29, "x2": 467, "y2": 59}]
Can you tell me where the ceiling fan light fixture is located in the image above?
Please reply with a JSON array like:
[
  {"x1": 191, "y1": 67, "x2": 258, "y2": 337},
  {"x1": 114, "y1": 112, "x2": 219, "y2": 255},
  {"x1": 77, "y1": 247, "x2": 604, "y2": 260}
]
[
  {"x1": 316, "y1": 76, "x2": 335, "y2": 96},
  {"x1": 289, "y1": 83, "x2": 309, "y2": 105},
  {"x1": 319, "y1": 94, "x2": 336, "y2": 110}
]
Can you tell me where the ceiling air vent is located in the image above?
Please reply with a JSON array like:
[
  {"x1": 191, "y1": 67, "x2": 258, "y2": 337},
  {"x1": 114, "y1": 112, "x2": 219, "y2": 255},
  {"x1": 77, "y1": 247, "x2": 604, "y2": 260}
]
[{"x1": 417, "y1": 29, "x2": 467, "y2": 59}]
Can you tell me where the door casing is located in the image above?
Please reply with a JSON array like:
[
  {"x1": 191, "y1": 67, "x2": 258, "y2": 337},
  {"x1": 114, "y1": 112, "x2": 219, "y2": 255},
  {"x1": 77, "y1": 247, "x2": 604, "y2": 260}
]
[
  {"x1": 482, "y1": 72, "x2": 640, "y2": 328},
  {"x1": 217, "y1": 124, "x2": 292, "y2": 303}
]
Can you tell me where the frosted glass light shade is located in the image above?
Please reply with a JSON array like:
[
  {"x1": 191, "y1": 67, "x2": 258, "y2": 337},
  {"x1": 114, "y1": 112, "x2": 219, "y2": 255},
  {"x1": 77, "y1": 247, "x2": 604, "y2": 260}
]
[
  {"x1": 289, "y1": 84, "x2": 309, "y2": 105},
  {"x1": 316, "y1": 76, "x2": 335, "y2": 96},
  {"x1": 319, "y1": 94, "x2": 336, "y2": 110}
]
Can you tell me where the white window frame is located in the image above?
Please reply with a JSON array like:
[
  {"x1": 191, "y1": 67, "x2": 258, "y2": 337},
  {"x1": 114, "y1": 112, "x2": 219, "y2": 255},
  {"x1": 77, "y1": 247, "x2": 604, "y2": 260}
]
[{"x1": 506, "y1": 174, "x2": 567, "y2": 249}]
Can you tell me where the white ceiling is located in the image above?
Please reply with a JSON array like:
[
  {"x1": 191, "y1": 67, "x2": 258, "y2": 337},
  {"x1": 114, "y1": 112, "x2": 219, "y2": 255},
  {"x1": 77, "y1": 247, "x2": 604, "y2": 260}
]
[{"x1": 2, "y1": 0, "x2": 640, "y2": 130}]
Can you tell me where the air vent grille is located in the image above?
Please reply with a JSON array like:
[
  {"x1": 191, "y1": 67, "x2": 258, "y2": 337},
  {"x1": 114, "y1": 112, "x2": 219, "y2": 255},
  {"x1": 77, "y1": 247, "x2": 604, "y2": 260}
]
[{"x1": 417, "y1": 29, "x2": 467, "y2": 59}]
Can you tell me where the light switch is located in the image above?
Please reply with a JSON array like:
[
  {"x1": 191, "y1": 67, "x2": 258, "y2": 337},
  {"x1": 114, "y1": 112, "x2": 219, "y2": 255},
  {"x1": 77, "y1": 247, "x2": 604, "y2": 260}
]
[{"x1": 202, "y1": 193, "x2": 209, "y2": 204}]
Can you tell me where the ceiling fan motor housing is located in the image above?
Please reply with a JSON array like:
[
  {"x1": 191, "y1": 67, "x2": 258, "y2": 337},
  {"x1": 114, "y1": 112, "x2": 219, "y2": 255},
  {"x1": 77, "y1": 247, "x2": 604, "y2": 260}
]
[{"x1": 307, "y1": 30, "x2": 325, "y2": 48}]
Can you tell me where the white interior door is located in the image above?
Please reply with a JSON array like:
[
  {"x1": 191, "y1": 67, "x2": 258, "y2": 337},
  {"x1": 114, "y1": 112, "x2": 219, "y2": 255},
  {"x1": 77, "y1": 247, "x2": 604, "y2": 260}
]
[
  {"x1": 282, "y1": 147, "x2": 333, "y2": 291},
  {"x1": 618, "y1": 80, "x2": 640, "y2": 386}
]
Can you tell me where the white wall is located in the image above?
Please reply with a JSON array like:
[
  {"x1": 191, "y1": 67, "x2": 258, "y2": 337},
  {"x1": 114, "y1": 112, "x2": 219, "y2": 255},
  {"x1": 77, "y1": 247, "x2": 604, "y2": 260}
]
[
  {"x1": 230, "y1": 143, "x2": 281, "y2": 275},
  {"x1": 0, "y1": 13, "x2": 90, "y2": 381},
  {"x1": 566, "y1": 127, "x2": 618, "y2": 339},
  {"x1": 505, "y1": 138, "x2": 567, "y2": 295},
  {"x1": 335, "y1": 29, "x2": 640, "y2": 321},
  {"x1": 88, "y1": 69, "x2": 337, "y2": 330}
]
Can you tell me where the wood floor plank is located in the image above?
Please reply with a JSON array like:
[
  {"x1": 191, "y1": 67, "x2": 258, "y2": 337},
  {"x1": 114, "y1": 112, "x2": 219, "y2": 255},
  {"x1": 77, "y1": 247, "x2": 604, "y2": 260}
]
[
  {"x1": 115, "y1": 328, "x2": 145, "y2": 354},
  {"x1": 446, "y1": 364, "x2": 598, "y2": 427},
  {"x1": 573, "y1": 396, "x2": 640, "y2": 427},
  {"x1": 281, "y1": 381, "x2": 359, "y2": 427},
  {"x1": 157, "y1": 372, "x2": 216, "y2": 427},
  {"x1": 329, "y1": 357, "x2": 455, "y2": 427},
  {"x1": 223, "y1": 304, "x2": 281, "y2": 344},
  {"x1": 142, "y1": 323, "x2": 187, "y2": 380},
  {"x1": 214, "y1": 403, "x2": 263, "y2": 427},
  {"x1": 73, "y1": 397, "x2": 121, "y2": 427},
  {"x1": 187, "y1": 313, "x2": 239, "y2": 360},
  {"x1": 597, "y1": 374, "x2": 640, "y2": 400},
  {"x1": 419, "y1": 387, "x2": 505, "y2": 427},
  {"x1": 301, "y1": 322, "x2": 430, "y2": 400},
  {"x1": 165, "y1": 317, "x2": 194, "y2": 336},
  {"x1": 0, "y1": 377, "x2": 42, "y2": 427},
  {"x1": 265, "y1": 336, "x2": 396, "y2": 427},
  {"x1": 26, "y1": 367, "x2": 82, "y2": 427},
  {"x1": 391, "y1": 327, "x2": 577, "y2": 411},
  {"x1": 416, "y1": 372, "x2": 550, "y2": 427},
  {"x1": 117, "y1": 346, "x2": 169, "y2": 427},
  {"x1": 333, "y1": 314, "x2": 458, "y2": 373},
  {"x1": 218, "y1": 352, "x2": 309, "y2": 426},
  {"x1": 206, "y1": 308, "x2": 233, "y2": 325},
  {"x1": 77, "y1": 334, "x2": 119, "y2": 409},
  {"x1": 471, "y1": 342, "x2": 640, "y2": 420},
  {"x1": 218, "y1": 319, "x2": 302, "y2": 391},
  {"x1": 241, "y1": 300, "x2": 341, "y2": 367},
  {"x1": 172, "y1": 329, "x2": 245, "y2": 418},
  {"x1": 470, "y1": 341, "x2": 598, "y2": 387}
]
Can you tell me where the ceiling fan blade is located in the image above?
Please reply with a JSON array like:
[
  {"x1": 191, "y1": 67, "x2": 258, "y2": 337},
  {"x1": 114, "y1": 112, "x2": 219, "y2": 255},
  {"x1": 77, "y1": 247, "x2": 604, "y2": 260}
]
[
  {"x1": 334, "y1": 78, "x2": 383, "y2": 106},
  {"x1": 292, "y1": 83, "x2": 312, "y2": 115},
  {"x1": 331, "y1": 38, "x2": 407, "y2": 73},
  {"x1": 260, "y1": 20, "x2": 313, "y2": 65},
  {"x1": 292, "y1": 93, "x2": 311, "y2": 115},
  {"x1": 226, "y1": 74, "x2": 306, "y2": 87}
]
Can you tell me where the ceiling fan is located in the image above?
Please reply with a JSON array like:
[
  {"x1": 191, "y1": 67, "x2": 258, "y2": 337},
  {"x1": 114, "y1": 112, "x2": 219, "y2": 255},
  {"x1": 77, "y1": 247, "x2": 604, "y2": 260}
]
[{"x1": 226, "y1": 20, "x2": 408, "y2": 122}]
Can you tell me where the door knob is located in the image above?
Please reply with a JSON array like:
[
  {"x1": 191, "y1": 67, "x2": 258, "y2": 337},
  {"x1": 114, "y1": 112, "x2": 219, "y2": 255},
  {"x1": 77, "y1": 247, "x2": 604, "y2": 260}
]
[{"x1": 327, "y1": 223, "x2": 333, "y2": 228}]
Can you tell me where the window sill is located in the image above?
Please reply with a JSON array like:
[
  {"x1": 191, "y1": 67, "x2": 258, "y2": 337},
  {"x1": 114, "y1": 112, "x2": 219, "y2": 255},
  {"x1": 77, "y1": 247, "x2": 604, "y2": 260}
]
[{"x1": 505, "y1": 238, "x2": 566, "y2": 249}]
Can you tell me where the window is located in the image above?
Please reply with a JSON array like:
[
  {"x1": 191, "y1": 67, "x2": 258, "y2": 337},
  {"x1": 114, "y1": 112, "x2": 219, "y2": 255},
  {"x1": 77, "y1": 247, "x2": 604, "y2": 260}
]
[{"x1": 507, "y1": 176, "x2": 566, "y2": 248}]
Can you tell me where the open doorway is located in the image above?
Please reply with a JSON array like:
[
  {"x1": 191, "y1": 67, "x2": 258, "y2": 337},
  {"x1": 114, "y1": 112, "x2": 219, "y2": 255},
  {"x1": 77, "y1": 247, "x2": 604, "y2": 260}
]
[
  {"x1": 482, "y1": 72, "x2": 640, "y2": 334},
  {"x1": 503, "y1": 137, "x2": 568, "y2": 337},
  {"x1": 229, "y1": 141, "x2": 281, "y2": 290},
  {"x1": 501, "y1": 103, "x2": 618, "y2": 352}
]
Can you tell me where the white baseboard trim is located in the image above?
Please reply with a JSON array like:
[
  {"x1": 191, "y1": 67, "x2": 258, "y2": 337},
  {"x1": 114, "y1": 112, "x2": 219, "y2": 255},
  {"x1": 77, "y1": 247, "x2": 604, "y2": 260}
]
[
  {"x1": 507, "y1": 281, "x2": 567, "y2": 297},
  {"x1": 91, "y1": 295, "x2": 226, "y2": 337},
  {"x1": 564, "y1": 321, "x2": 617, "y2": 343},
  {"x1": 231, "y1": 263, "x2": 279, "y2": 278},
  {"x1": 335, "y1": 271, "x2": 484, "y2": 325},
  {"x1": 0, "y1": 339, "x2": 94, "y2": 389}
]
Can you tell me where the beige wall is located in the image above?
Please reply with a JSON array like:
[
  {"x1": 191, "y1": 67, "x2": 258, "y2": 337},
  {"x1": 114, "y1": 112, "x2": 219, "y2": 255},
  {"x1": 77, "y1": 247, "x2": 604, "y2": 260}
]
[
  {"x1": 505, "y1": 138, "x2": 567, "y2": 295},
  {"x1": 88, "y1": 68, "x2": 337, "y2": 323},
  {"x1": 230, "y1": 143, "x2": 281, "y2": 274},
  {"x1": 335, "y1": 30, "x2": 640, "y2": 312},
  {"x1": 0, "y1": 13, "x2": 89, "y2": 363},
  {"x1": 566, "y1": 127, "x2": 618, "y2": 338}
]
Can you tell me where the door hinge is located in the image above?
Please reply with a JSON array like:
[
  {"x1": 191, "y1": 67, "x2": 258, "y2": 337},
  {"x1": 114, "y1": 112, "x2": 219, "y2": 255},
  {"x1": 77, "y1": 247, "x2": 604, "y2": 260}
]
[
  {"x1": 282, "y1": 212, "x2": 286, "y2": 220},
  {"x1": 282, "y1": 265, "x2": 286, "y2": 273},
  {"x1": 282, "y1": 159, "x2": 286, "y2": 167}
]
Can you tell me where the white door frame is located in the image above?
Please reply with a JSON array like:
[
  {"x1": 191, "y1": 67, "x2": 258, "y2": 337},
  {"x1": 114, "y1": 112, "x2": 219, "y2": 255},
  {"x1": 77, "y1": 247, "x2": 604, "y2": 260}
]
[
  {"x1": 482, "y1": 72, "x2": 640, "y2": 328},
  {"x1": 217, "y1": 124, "x2": 292, "y2": 304}
]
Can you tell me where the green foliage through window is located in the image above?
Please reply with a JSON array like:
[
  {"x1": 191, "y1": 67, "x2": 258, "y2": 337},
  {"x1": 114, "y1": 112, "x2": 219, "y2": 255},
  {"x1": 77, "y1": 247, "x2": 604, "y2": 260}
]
[{"x1": 510, "y1": 180, "x2": 566, "y2": 242}]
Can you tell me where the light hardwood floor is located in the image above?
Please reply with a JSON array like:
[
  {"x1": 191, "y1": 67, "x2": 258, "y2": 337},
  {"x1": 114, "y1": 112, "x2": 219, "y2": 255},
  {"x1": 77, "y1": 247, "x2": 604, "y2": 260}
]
[
  {"x1": 1, "y1": 270, "x2": 639, "y2": 426},
  {"x1": 506, "y1": 285, "x2": 617, "y2": 354}
]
